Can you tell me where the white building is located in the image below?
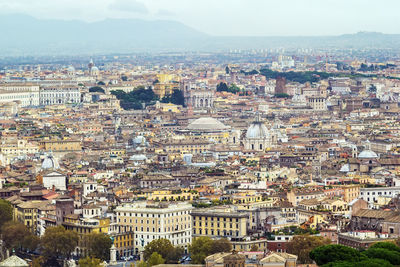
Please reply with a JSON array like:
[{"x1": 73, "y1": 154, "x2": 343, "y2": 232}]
[
  {"x1": 39, "y1": 86, "x2": 81, "y2": 105},
  {"x1": 359, "y1": 186, "x2": 400, "y2": 207},
  {"x1": 42, "y1": 171, "x2": 67, "y2": 191},
  {"x1": 115, "y1": 202, "x2": 193, "y2": 254}
]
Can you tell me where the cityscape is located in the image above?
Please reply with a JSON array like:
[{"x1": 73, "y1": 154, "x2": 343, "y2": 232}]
[{"x1": 1, "y1": 1, "x2": 400, "y2": 267}]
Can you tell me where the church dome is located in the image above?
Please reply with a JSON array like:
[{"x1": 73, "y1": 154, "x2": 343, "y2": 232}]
[
  {"x1": 41, "y1": 154, "x2": 60, "y2": 170},
  {"x1": 187, "y1": 117, "x2": 230, "y2": 131},
  {"x1": 358, "y1": 149, "x2": 378, "y2": 159},
  {"x1": 246, "y1": 122, "x2": 269, "y2": 139}
]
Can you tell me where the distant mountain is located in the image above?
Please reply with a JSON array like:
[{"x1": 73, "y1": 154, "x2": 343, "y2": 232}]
[
  {"x1": 0, "y1": 14, "x2": 208, "y2": 55},
  {"x1": 1, "y1": 15, "x2": 400, "y2": 56}
]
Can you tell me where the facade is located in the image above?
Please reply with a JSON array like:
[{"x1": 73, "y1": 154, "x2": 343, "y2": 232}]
[
  {"x1": 39, "y1": 86, "x2": 81, "y2": 105},
  {"x1": 244, "y1": 117, "x2": 276, "y2": 151},
  {"x1": 115, "y1": 202, "x2": 193, "y2": 254},
  {"x1": 359, "y1": 186, "x2": 400, "y2": 205},
  {"x1": 40, "y1": 139, "x2": 82, "y2": 152},
  {"x1": 191, "y1": 207, "x2": 248, "y2": 240},
  {"x1": 42, "y1": 171, "x2": 67, "y2": 191}
]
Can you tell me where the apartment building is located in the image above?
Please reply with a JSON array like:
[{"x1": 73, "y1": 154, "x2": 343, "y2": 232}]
[
  {"x1": 191, "y1": 206, "x2": 248, "y2": 240},
  {"x1": 115, "y1": 202, "x2": 193, "y2": 254}
]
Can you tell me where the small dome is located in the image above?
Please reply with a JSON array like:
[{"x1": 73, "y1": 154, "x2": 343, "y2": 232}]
[
  {"x1": 67, "y1": 66, "x2": 75, "y2": 72},
  {"x1": 42, "y1": 154, "x2": 60, "y2": 170},
  {"x1": 358, "y1": 149, "x2": 378, "y2": 159},
  {"x1": 246, "y1": 122, "x2": 269, "y2": 139},
  {"x1": 129, "y1": 154, "x2": 147, "y2": 161},
  {"x1": 187, "y1": 117, "x2": 230, "y2": 131}
]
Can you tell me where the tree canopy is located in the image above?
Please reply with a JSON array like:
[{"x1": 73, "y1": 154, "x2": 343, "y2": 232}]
[
  {"x1": 147, "y1": 252, "x2": 165, "y2": 266},
  {"x1": 40, "y1": 226, "x2": 78, "y2": 259},
  {"x1": 161, "y1": 89, "x2": 185, "y2": 106},
  {"x1": 286, "y1": 234, "x2": 331, "y2": 264},
  {"x1": 86, "y1": 232, "x2": 112, "y2": 261},
  {"x1": 89, "y1": 86, "x2": 105, "y2": 93},
  {"x1": 310, "y1": 242, "x2": 400, "y2": 267},
  {"x1": 143, "y1": 238, "x2": 183, "y2": 263},
  {"x1": 1, "y1": 222, "x2": 39, "y2": 252},
  {"x1": 216, "y1": 82, "x2": 241, "y2": 94},
  {"x1": 78, "y1": 257, "x2": 103, "y2": 267},
  {"x1": 309, "y1": 244, "x2": 362, "y2": 266},
  {"x1": 111, "y1": 87, "x2": 158, "y2": 110},
  {"x1": 0, "y1": 199, "x2": 13, "y2": 229},
  {"x1": 190, "y1": 237, "x2": 232, "y2": 264}
]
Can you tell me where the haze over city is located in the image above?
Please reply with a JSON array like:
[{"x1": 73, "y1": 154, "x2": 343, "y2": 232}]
[{"x1": 0, "y1": 0, "x2": 399, "y2": 36}]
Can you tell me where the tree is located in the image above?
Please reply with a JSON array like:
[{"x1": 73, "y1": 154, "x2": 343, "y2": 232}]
[
  {"x1": 286, "y1": 235, "x2": 331, "y2": 264},
  {"x1": 41, "y1": 226, "x2": 78, "y2": 259},
  {"x1": 121, "y1": 75, "x2": 128, "y2": 81},
  {"x1": 190, "y1": 237, "x2": 214, "y2": 264},
  {"x1": 363, "y1": 247, "x2": 400, "y2": 265},
  {"x1": 211, "y1": 239, "x2": 232, "y2": 253},
  {"x1": 0, "y1": 199, "x2": 12, "y2": 229},
  {"x1": 89, "y1": 86, "x2": 105, "y2": 93},
  {"x1": 216, "y1": 82, "x2": 229, "y2": 92},
  {"x1": 250, "y1": 244, "x2": 259, "y2": 251},
  {"x1": 147, "y1": 252, "x2": 165, "y2": 266},
  {"x1": 144, "y1": 238, "x2": 182, "y2": 263},
  {"x1": 322, "y1": 259, "x2": 392, "y2": 267},
  {"x1": 78, "y1": 257, "x2": 103, "y2": 267},
  {"x1": 369, "y1": 242, "x2": 400, "y2": 252},
  {"x1": 97, "y1": 81, "x2": 106, "y2": 86},
  {"x1": 274, "y1": 93, "x2": 290, "y2": 98},
  {"x1": 161, "y1": 89, "x2": 185, "y2": 106},
  {"x1": 1, "y1": 222, "x2": 30, "y2": 251},
  {"x1": 86, "y1": 232, "x2": 112, "y2": 261},
  {"x1": 310, "y1": 244, "x2": 362, "y2": 266}
]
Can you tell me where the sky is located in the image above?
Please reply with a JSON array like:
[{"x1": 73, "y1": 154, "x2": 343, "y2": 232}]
[{"x1": 0, "y1": 0, "x2": 398, "y2": 36}]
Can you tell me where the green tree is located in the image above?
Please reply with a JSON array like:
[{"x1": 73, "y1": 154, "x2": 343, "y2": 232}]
[
  {"x1": 369, "y1": 242, "x2": 400, "y2": 252},
  {"x1": 86, "y1": 232, "x2": 112, "y2": 261},
  {"x1": 322, "y1": 259, "x2": 392, "y2": 267},
  {"x1": 211, "y1": 239, "x2": 232, "y2": 253},
  {"x1": 216, "y1": 82, "x2": 229, "y2": 92},
  {"x1": 161, "y1": 89, "x2": 185, "y2": 106},
  {"x1": 310, "y1": 244, "x2": 362, "y2": 266},
  {"x1": 97, "y1": 81, "x2": 106, "y2": 86},
  {"x1": 0, "y1": 199, "x2": 12, "y2": 229},
  {"x1": 78, "y1": 257, "x2": 103, "y2": 267},
  {"x1": 143, "y1": 238, "x2": 182, "y2": 263},
  {"x1": 363, "y1": 247, "x2": 400, "y2": 265},
  {"x1": 121, "y1": 75, "x2": 128, "y2": 81},
  {"x1": 41, "y1": 226, "x2": 78, "y2": 259},
  {"x1": 1, "y1": 222, "x2": 30, "y2": 251},
  {"x1": 190, "y1": 236, "x2": 214, "y2": 264},
  {"x1": 286, "y1": 234, "x2": 331, "y2": 264},
  {"x1": 89, "y1": 86, "x2": 105, "y2": 93},
  {"x1": 147, "y1": 252, "x2": 165, "y2": 266}
]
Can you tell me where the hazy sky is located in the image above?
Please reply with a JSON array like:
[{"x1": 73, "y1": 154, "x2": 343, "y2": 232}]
[{"x1": 0, "y1": 0, "x2": 398, "y2": 36}]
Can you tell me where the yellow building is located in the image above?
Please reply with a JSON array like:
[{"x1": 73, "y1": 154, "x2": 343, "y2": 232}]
[
  {"x1": 111, "y1": 232, "x2": 135, "y2": 258},
  {"x1": 191, "y1": 207, "x2": 248, "y2": 239},
  {"x1": 40, "y1": 139, "x2": 81, "y2": 152},
  {"x1": 153, "y1": 74, "x2": 180, "y2": 98},
  {"x1": 137, "y1": 188, "x2": 199, "y2": 201},
  {"x1": 336, "y1": 185, "x2": 360, "y2": 202},
  {"x1": 63, "y1": 215, "x2": 110, "y2": 257},
  {"x1": 14, "y1": 200, "x2": 51, "y2": 234}
]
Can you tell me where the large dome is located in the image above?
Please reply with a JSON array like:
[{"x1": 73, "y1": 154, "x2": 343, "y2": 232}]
[
  {"x1": 358, "y1": 149, "x2": 378, "y2": 159},
  {"x1": 187, "y1": 117, "x2": 230, "y2": 131},
  {"x1": 246, "y1": 122, "x2": 269, "y2": 139}
]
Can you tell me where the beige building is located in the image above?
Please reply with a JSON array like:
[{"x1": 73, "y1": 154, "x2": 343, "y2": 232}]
[
  {"x1": 115, "y1": 202, "x2": 193, "y2": 254},
  {"x1": 191, "y1": 206, "x2": 248, "y2": 240}
]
